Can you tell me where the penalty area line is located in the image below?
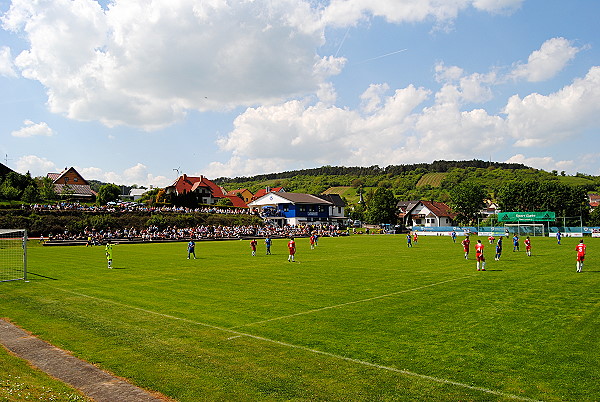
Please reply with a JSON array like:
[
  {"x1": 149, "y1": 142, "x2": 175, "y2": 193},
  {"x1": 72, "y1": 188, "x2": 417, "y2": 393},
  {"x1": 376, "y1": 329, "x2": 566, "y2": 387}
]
[
  {"x1": 232, "y1": 274, "x2": 477, "y2": 329},
  {"x1": 35, "y1": 281, "x2": 538, "y2": 401}
]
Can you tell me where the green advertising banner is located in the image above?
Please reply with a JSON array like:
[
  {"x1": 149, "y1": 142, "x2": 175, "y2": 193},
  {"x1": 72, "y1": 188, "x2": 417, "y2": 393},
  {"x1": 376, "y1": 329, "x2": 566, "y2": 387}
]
[{"x1": 498, "y1": 211, "x2": 556, "y2": 222}]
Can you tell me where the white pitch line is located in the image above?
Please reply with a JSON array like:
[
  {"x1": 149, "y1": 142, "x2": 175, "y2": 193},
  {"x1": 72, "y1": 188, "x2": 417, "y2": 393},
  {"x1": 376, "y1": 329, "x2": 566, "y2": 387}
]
[
  {"x1": 39, "y1": 284, "x2": 539, "y2": 401},
  {"x1": 233, "y1": 275, "x2": 476, "y2": 329}
]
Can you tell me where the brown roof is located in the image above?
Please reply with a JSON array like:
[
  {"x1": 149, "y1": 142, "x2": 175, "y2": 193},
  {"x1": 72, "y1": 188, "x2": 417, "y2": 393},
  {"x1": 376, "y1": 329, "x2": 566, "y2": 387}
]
[
  {"x1": 315, "y1": 194, "x2": 346, "y2": 207},
  {"x1": 275, "y1": 193, "x2": 333, "y2": 205},
  {"x1": 53, "y1": 184, "x2": 96, "y2": 197},
  {"x1": 418, "y1": 201, "x2": 457, "y2": 219}
]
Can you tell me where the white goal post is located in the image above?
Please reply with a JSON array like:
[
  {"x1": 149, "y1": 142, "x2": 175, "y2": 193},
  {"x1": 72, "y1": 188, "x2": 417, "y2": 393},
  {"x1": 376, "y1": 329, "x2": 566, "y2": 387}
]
[
  {"x1": 503, "y1": 223, "x2": 545, "y2": 237},
  {"x1": 0, "y1": 229, "x2": 27, "y2": 282}
]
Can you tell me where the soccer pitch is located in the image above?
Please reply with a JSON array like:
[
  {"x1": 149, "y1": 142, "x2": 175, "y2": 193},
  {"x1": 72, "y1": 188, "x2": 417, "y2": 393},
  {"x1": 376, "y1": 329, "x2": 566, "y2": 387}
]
[{"x1": 2, "y1": 235, "x2": 599, "y2": 401}]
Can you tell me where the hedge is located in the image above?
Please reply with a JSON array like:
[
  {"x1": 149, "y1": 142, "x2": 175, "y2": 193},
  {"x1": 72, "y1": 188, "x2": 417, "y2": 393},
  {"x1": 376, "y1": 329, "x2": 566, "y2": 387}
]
[{"x1": 0, "y1": 210, "x2": 263, "y2": 236}]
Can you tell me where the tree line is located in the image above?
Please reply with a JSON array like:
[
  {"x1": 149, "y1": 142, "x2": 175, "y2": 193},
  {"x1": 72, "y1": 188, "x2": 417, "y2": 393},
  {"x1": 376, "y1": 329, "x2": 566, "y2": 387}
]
[
  {"x1": 213, "y1": 159, "x2": 529, "y2": 185},
  {"x1": 3, "y1": 161, "x2": 600, "y2": 227}
]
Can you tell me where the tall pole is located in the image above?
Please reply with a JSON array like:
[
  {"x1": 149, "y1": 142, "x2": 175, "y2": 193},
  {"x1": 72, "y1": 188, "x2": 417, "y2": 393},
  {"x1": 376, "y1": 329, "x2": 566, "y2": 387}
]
[{"x1": 23, "y1": 230, "x2": 28, "y2": 282}]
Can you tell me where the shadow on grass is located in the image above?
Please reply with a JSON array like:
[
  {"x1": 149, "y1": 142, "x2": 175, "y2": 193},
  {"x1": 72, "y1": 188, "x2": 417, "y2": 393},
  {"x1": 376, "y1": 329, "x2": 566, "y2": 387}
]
[{"x1": 27, "y1": 272, "x2": 58, "y2": 280}]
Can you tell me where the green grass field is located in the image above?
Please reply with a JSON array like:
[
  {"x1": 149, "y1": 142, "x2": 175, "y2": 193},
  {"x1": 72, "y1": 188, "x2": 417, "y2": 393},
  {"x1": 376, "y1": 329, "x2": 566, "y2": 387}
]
[{"x1": 2, "y1": 235, "x2": 599, "y2": 401}]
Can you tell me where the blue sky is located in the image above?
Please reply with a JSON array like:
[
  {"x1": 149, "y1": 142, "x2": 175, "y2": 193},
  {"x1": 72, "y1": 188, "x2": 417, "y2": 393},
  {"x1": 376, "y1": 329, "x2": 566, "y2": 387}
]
[{"x1": 1, "y1": 0, "x2": 599, "y2": 187}]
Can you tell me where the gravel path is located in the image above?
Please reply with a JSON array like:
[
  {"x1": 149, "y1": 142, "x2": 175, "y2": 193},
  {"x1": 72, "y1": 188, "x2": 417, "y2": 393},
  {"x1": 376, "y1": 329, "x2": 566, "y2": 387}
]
[{"x1": 0, "y1": 318, "x2": 170, "y2": 402}]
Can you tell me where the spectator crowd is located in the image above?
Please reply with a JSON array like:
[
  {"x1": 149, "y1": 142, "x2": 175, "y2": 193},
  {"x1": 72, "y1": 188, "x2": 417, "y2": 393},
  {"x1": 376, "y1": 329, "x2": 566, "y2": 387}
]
[
  {"x1": 28, "y1": 202, "x2": 255, "y2": 215},
  {"x1": 43, "y1": 223, "x2": 346, "y2": 244}
]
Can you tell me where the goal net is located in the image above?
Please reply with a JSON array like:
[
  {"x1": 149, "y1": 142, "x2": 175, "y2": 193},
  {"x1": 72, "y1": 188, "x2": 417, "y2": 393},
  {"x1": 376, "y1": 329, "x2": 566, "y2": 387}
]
[
  {"x1": 504, "y1": 223, "x2": 545, "y2": 237},
  {"x1": 0, "y1": 229, "x2": 27, "y2": 282}
]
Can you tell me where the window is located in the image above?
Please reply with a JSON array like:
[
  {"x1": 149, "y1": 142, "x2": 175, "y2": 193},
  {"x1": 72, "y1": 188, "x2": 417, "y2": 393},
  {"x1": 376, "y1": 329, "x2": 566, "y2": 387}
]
[
  {"x1": 73, "y1": 178, "x2": 78, "y2": 182},
  {"x1": 299, "y1": 206, "x2": 306, "y2": 212},
  {"x1": 318, "y1": 206, "x2": 326, "y2": 213}
]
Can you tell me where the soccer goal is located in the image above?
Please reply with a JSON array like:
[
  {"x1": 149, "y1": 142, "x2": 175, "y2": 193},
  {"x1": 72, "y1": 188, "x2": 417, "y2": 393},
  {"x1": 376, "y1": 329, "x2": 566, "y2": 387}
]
[
  {"x1": 0, "y1": 229, "x2": 27, "y2": 282},
  {"x1": 504, "y1": 223, "x2": 545, "y2": 237}
]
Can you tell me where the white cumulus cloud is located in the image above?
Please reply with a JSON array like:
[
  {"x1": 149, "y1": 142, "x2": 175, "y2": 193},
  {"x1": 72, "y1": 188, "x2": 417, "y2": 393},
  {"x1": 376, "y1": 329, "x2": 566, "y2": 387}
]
[
  {"x1": 505, "y1": 66, "x2": 600, "y2": 147},
  {"x1": 11, "y1": 120, "x2": 55, "y2": 137},
  {"x1": 210, "y1": 80, "x2": 512, "y2": 177},
  {"x1": 79, "y1": 164, "x2": 171, "y2": 187},
  {"x1": 15, "y1": 155, "x2": 57, "y2": 177},
  {"x1": 511, "y1": 37, "x2": 582, "y2": 82},
  {"x1": 321, "y1": 0, "x2": 524, "y2": 27},
  {"x1": 2, "y1": 0, "x2": 339, "y2": 130}
]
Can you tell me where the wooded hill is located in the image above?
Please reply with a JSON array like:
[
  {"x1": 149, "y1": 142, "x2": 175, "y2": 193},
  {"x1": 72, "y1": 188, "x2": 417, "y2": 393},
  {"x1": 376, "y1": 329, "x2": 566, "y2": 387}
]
[{"x1": 215, "y1": 160, "x2": 600, "y2": 205}]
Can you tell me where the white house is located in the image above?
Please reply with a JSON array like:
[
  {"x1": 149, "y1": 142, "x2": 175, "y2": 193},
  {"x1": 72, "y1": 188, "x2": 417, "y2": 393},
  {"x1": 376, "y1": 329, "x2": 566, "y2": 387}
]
[
  {"x1": 129, "y1": 188, "x2": 147, "y2": 201},
  {"x1": 403, "y1": 200, "x2": 457, "y2": 227}
]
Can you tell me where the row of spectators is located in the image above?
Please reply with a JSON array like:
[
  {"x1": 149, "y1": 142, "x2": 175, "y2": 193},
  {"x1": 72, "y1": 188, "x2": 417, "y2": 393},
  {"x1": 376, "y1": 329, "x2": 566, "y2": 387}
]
[
  {"x1": 28, "y1": 202, "x2": 256, "y2": 215},
  {"x1": 43, "y1": 223, "x2": 346, "y2": 243}
]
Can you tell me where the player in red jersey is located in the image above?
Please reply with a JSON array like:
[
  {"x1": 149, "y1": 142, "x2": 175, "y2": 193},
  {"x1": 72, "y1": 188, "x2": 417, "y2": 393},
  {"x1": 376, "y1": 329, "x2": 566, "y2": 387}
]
[
  {"x1": 250, "y1": 239, "x2": 257, "y2": 256},
  {"x1": 575, "y1": 239, "x2": 586, "y2": 273},
  {"x1": 461, "y1": 236, "x2": 470, "y2": 259},
  {"x1": 524, "y1": 236, "x2": 531, "y2": 256},
  {"x1": 475, "y1": 240, "x2": 486, "y2": 271},
  {"x1": 287, "y1": 237, "x2": 296, "y2": 262}
]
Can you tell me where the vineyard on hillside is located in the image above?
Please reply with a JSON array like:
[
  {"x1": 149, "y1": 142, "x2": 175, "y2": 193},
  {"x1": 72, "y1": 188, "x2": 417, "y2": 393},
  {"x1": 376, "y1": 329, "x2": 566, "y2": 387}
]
[{"x1": 416, "y1": 172, "x2": 447, "y2": 187}]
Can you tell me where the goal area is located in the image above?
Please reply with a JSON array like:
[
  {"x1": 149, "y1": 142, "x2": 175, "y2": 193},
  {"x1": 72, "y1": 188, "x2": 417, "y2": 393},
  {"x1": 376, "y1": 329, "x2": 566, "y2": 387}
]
[
  {"x1": 0, "y1": 229, "x2": 27, "y2": 282},
  {"x1": 504, "y1": 223, "x2": 546, "y2": 237}
]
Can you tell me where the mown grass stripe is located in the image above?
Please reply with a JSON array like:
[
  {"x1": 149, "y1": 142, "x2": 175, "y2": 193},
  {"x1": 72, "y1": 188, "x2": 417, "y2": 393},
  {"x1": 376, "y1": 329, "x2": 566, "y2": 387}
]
[
  {"x1": 233, "y1": 274, "x2": 476, "y2": 328},
  {"x1": 40, "y1": 282, "x2": 539, "y2": 402}
]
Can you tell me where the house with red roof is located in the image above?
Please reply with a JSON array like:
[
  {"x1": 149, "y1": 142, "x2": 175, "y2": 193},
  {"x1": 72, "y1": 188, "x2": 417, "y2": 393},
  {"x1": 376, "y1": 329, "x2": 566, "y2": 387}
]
[
  {"x1": 251, "y1": 186, "x2": 285, "y2": 201},
  {"x1": 402, "y1": 200, "x2": 457, "y2": 228},
  {"x1": 226, "y1": 188, "x2": 253, "y2": 204},
  {"x1": 165, "y1": 174, "x2": 247, "y2": 207},
  {"x1": 589, "y1": 193, "x2": 600, "y2": 211},
  {"x1": 47, "y1": 167, "x2": 96, "y2": 201}
]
